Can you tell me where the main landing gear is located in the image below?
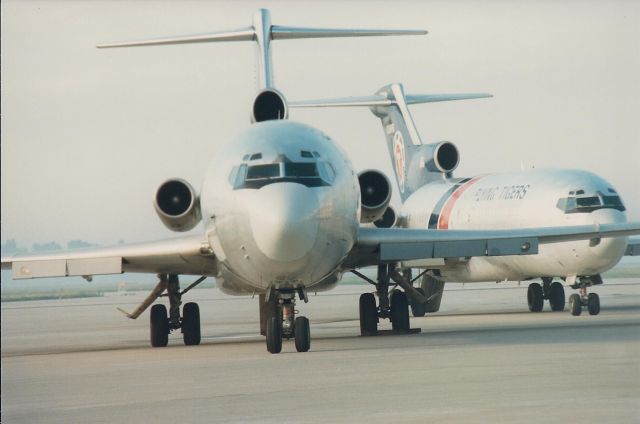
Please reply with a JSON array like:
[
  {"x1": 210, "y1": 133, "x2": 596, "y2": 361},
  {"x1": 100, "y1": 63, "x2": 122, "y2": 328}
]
[
  {"x1": 117, "y1": 273, "x2": 207, "y2": 347},
  {"x1": 527, "y1": 278, "x2": 565, "y2": 312},
  {"x1": 526, "y1": 276, "x2": 602, "y2": 316},
  {"x1": 149, "y1": 274, "x2": 205, "y2": 347},
  {"x1": 355, "y1": 264, "x2": 421, "y2": 336},
  {"x1": 259, "y1": 288, "x2": 310, "y2": 354},
  {"x1": 568, "y1": 275, "x2": 602, "y2": 316}
]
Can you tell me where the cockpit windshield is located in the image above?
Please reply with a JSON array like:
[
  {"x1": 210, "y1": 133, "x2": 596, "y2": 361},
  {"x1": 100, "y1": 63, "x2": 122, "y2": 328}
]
[
  {"x1": 229, "y1": 155, "x2": 335, "y2": 189},
  {"x1": 246, "y1": 164, "x2": 280, "y2": 180},
  {"x1": 557, "y1": 189, "x2": 625, "y2": 213}
]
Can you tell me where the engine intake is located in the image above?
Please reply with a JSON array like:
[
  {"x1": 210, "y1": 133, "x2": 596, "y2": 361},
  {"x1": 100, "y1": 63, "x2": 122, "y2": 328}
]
[
  {"x1": 154, "y1": 179, "x2": 201, "y2": 232},
  {"x1": 251, "y1": 89, "x2": 288, "y2": 123},
  {"x1": 359, "y1": 170, "x2": 392, "y2": 223},
  {"x1": 427, "y1": 141, "x2": 459, "y2": 174},
  {"x1": 373, "y1": 206, "x2": 396, "y2": 228}
]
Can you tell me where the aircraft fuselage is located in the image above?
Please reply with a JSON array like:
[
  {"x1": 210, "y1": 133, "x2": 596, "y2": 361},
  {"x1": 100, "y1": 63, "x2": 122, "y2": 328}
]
[
  {"x1": 401, "y1": 169, "x2": 628, "y2": 281},
  {"x1": 201, "y1": 121, "x2": 360, "y2": 295}
]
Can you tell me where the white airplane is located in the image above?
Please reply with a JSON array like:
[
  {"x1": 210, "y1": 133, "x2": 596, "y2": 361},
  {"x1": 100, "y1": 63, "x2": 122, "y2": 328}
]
[
  {"x1": 2, "y1": 10, "x2": 639, "y2": 354},
  {"x1": 291, "y1": 82, "x2": 640, "y2": 321}
]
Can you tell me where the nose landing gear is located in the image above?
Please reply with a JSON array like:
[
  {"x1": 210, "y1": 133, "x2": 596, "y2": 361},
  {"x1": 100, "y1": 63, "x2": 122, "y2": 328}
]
[{"x1": 262, "y1": 288, "x2": 311, "y2": 354}]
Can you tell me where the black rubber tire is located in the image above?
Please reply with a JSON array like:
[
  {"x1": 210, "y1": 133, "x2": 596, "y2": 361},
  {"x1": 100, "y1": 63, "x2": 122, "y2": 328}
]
[
  {"x1": 390, "y1": 290, "x2": 410, "y2": 332},
  {"x1": 359, "y1": 293, "x2": 378, "y2": 336},
  {"x1": 266, "y1": 316, "x2": 282, "y2": 354},
  {"x1": 527, "y1": 283, "x2": 544, "y2": 312},
  {"x1": 150, "y1": 304, "x2": 169, "y2": 347},
  {"x1": 294, "y1": 316, "x2": 311, "y2": 352},
  {"x1": 410, "y1": 288, "x2": 427, "y2": 317},
  {"x1": 182, "y1": 302, "x2": 201, "y2": 346},
  {"x1": 569, "y1": 293, "x2": 582, "y2": 316},
  {"x1": 587, "y1": 293, "x2": 600, "y2": 316},
  {"x1": 548, "y1": 282, "x2": 566, "y2": 312}
]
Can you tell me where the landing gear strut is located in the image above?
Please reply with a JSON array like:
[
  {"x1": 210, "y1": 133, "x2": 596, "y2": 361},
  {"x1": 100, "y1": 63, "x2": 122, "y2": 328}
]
[
  {"x1": 355, "y1": 264, "x2": 419, "y2": 336},
  {"x1": 262, "y1": 288, "x2": 310, "y2": 354},
  {"x1": 130, "y1": 273, "x2": 205, "y2": 347},
  {"x1": 568, "y1": 276, "x2": 601, "y2": 316}
]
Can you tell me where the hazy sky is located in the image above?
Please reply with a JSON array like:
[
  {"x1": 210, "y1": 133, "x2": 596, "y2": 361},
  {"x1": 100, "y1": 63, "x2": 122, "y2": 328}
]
[{"x1": 2, "y1": 0, "x2": 639, "y2": 246}]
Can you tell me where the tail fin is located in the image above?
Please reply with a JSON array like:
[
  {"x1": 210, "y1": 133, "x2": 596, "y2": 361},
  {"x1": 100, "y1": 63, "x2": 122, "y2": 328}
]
[
  {"x1": 290, "y1": 83, "x2": 492, "y2": 201},
  {"x1": 97, "y1": 9, "x2": 426, "y2": 92}
]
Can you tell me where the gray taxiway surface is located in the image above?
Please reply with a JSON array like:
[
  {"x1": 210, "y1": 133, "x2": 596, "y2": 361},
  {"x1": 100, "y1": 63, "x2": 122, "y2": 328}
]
[{"x1": 2, "y1": 281, "x2": 639, "y2": 423}]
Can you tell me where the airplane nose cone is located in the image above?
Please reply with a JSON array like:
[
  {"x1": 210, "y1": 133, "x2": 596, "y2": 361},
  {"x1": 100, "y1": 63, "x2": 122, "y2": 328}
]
[{"x1": 250, "y1": 183, "x2": 320, "y2": 262}]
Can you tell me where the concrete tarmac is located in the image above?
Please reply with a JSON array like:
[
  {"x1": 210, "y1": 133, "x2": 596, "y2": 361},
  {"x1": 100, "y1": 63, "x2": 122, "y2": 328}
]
[{"x1": 2, "y1": 281, "x2": 640, "y2": 423}]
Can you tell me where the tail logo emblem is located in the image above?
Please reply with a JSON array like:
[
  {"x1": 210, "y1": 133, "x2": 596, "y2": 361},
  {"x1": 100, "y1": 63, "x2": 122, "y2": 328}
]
[{"x1": 393, "y1": 131, "x2": 406, "y2": 193}]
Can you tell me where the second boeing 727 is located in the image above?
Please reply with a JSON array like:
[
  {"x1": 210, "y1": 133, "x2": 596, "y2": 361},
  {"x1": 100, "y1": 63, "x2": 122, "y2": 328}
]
[{"x1": 2, "y1": 10, "x2": 638, "y2": 354}]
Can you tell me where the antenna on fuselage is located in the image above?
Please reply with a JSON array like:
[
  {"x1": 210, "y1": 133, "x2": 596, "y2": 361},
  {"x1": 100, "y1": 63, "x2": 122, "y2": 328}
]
[{"x1": 97, "y1": 9, "x2": 427, "y2": 122}]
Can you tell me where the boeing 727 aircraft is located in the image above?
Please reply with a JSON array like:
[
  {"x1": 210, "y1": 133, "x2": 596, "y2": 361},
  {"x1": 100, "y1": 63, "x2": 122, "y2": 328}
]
[{"x1": 2, "y1": 10, "x2": 639, "y2": 354}]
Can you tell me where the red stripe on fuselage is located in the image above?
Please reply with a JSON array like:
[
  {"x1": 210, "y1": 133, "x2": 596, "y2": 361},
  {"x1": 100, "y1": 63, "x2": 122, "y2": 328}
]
[{"x1": 437, "y1": 176, "x2": 484, "y2": 229}]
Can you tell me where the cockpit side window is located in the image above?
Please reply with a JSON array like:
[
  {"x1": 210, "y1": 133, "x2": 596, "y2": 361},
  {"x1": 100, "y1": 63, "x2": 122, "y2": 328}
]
[{"x1": 557, "y1": 190, "x2": 626, "y2": 213}]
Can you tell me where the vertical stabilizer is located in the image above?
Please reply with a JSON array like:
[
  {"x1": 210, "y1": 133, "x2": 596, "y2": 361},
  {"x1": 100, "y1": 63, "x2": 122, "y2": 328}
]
[
  {"x1": 371, "y1": 84, "x2": 465, "y2": 201},
  {"x1": 290, "y1": 85, "x2": 491, "y2": 201}
]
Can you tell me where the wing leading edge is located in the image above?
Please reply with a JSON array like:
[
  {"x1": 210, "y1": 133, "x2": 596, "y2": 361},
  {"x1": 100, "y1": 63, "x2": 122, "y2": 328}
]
[
  {"x1": 346, "y1": 222, "x2": 640, "y2": 268},
  {"x1": 1, "y1": 235, "x2": 216, "y2": 279}
]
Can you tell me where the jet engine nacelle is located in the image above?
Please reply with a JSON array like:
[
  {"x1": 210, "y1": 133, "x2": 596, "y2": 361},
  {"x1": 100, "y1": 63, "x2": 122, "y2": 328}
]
[
  {"x1": 373, "y1": 205, "x2": 396, "y2": 228},
  {"x1": 359, "y1": 170, "x2": 392, "y2": 223},
  {"x1": 154, "y1": 179, "x2": 201, "y2": 232},
  {"x1": 251, "y1": 88, "x2": 288, "y2": 123},
  {"x1": 419, "y1": 141, "x2": 460, "y2": 174}
]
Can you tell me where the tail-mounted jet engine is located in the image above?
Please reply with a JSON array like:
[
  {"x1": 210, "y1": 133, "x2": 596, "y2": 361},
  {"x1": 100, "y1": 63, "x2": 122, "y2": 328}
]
[
  {"x1": 359, "y1": 170, "x2": 392, "y2": 223},
  {"x1": 154, "y1": 179, "x2": 201, "y2": 232},
  {"x1": 413, "y1": 141, "x2": 460, "y2": 174},
  {"x1": 251, "y1": 88, "x2": 288, "y2": 123}
]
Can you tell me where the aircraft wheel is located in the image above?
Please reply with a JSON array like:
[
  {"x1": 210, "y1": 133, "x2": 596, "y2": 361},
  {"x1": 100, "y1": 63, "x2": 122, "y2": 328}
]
[
  {"x1": 390, "y1": 290, "x2": 410, "y2": 332},
  {"x1": 359, "y1": 293, "x2": 378, "y2": 336},
  {"x1": 569, "y1": 294, "x2": 582, "y2": 316},
  {"x1": 266, "y1": 316, "x2": 282, "y2": 354},
  {"x1": 294, "y1": 316, "x2": 311, "y2": 352},
  {"x1": 548, "y1": 282, "x2": 565, "y2": 311},
  {"x1": 182, "y1": 302, "x2": 201, "y2": 346},
  {"x1": 587, "y1": 293, "x2": 600, "y2": 316},
  {"x1": 410, "y1": 288, "x2": 427, "y2": 317},
  {"x1": 150, "y1": 304, "x2": 169, "y2": 347},
  {"x1": 527, "y1": 283, "x2": 544, "y2": 312}
]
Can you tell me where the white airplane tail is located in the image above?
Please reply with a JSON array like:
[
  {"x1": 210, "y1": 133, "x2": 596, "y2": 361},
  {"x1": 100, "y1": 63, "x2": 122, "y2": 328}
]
[
  {"x1": 97, "y1": 9, "x2": 426, "y2": 122},
  {"x1": 290, "y1": 83, "x2": 492, "y2": 201}
]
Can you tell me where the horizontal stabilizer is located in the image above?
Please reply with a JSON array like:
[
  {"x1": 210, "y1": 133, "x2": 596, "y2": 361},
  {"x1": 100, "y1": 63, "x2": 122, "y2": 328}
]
[
  {"x1": 97, "y1": 9, "x2": 427, "y2": 92},
  {"x1": 97, "y1": 28, "x2": 255, "y2": 48},
  {"x1": 406, "y1": 93, "x2": 493, "y2": 104},
  {"x1": 271, "y1": 26, "x2": 426, "y2": 40},
  {"x1": 290, "y1": 93, "x2": 492, "y2": 108}
]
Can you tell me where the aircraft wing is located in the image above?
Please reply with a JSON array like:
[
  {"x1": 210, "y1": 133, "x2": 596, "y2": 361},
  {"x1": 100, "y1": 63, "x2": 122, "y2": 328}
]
[
  {"x1": 625, "y1": 236, "x2": 640, "y2": 256},
  {"x1": 345, "y1": 222, "x2": 640, "y2": 268},
  {"x1": 0, "y1": 235, "x2": 217, "y2": 280}
]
